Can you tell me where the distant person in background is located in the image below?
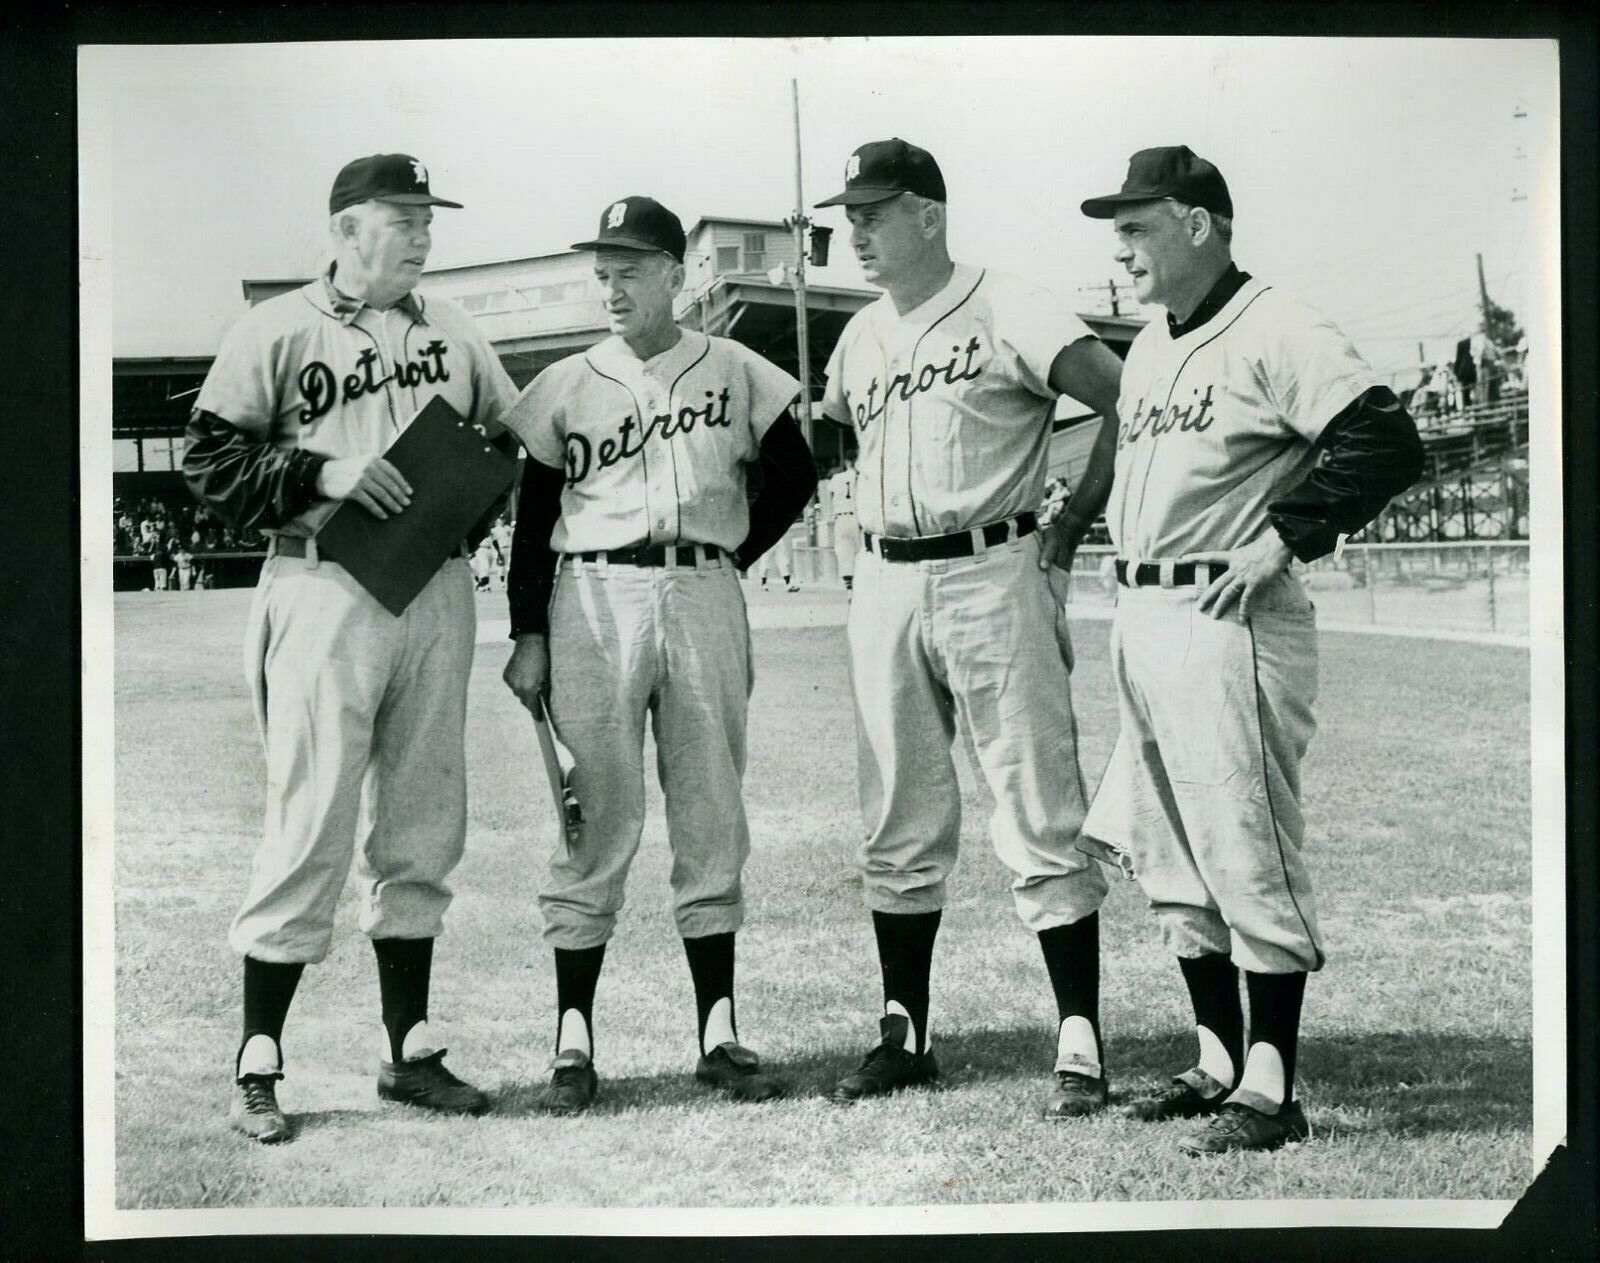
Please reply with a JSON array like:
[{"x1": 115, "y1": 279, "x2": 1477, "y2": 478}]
[
  {"x1": 755, "y1": 526, "x2": 800, "y2": 591},
  {"x1": 1426, "y1": 362, "x2": 1460, "y2": 415},
  {"x1": 826, "y1": 456, "x2": 858, "y2": 592},
  {"x1": 1475, "y1": 336, "x2": 1505, "y2": 404},
  {"x1": 174, "y1": 542, "x2": 196, "y2": 591},
  {"x1": 151, "y1": 536, "x2": 172, "y2": 591},
  {"x1": 1452, "y1": 338, "x2": 1477, "y2": 408},
  {"x1": 470, "y1": 538, "x2": 496, "y2": 592}
]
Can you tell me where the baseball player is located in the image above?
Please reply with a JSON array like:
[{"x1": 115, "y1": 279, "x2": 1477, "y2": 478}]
[
  {"x1": 500, "y1": 196, "x2": 817, "y2": 1114},
  {"x1": 824, "y1": 457, "x2": 858, "y2": 590},
  {"x1": 183, "y1": 153, "x2": 517, "y2": 1143},
  {"x1": 1078, "y1": 146, "x2": 1423, "y2": 1153},
  {"x1": 814, "y1": 139, "x2": 1127, "y2": 1116},
  {"x1": 754, "y1": 524, "x2": 800, "y2": 591}
]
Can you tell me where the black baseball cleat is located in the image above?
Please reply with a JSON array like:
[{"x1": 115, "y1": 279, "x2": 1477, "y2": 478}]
[
  {"x1": 1042, "y1": 1069, "x2": 1108, "y2": 1120},
  {"x1": 378, "y1": 1049, "x2": 490, "y2": 1115},
  {"x1": 1125, "y1": 1068, "x2": 1231, "y2": 1122},
  {"x1": 695, "y1": 1042, "x2": 785, "y2": 1102},
  {"x1": 230, "y1": 1075, "x2": 292, "y2": 1143},
  {"x1": 831, "y1": 1014, "x2": 939, "y2": 1103},
  {"x1": 536, "y1": 1049, "x2": 599, "y2": 1115},
  {"x1": 1178, "y1": 1100, "x2": 1309, "y2": 1155}
]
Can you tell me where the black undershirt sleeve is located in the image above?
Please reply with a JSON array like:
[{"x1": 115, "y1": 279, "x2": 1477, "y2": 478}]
[
  {"x1": 735, "y1": 410, "x2": 819, "y2": 571},
  {"x1": 506, "y1": 456, "x2": 567, "y2": 638},
  {"x1": 1268, "y1": 385, "x2": 1426, "y2": 563},
  {"x1": 181, "y1": 408, "x2": 328, "y2": 532}
]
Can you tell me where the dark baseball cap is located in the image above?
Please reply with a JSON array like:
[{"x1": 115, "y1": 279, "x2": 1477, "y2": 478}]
[
  {"x1": 571, "y1": 196, "x2": 687, "y2": 263},
  {"x1": 815, "y1": 138, "x2": 947, "y2": 208},
  {"x1": 329, "y1": 153, "x2": 463, "y2": 214},
  {"x1": 1080, "y1": 145, "x2": 1233, "y2": 219}
]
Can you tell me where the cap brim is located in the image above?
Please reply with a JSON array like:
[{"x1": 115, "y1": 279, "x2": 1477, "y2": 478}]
[
  {"x1": 377, "y1": 193, "x2": 465, "y2": 209},
  {"x1": 814, "y1": 187, "x2": 905, "y2": 208},
  {"x1": 570, "y1": 236, "x2": 679, "y2": 258},
  {"x1": 1079, "y1": 192, "x2": 1167, "y2": 219}
]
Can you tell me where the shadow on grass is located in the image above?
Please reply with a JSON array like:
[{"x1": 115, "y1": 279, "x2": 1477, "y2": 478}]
[
  {"x1": 289, "y1": 1107, "x2": 385, "y2": 1137},
  {"x1": 486, "y1": 1025, "x2": 1530, "y2": 1137}
]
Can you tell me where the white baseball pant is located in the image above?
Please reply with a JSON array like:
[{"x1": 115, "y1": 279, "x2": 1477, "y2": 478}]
[
  {"x1": 847, "y1": 529, "x2": 1107, "y2": 932},
  {"x1": 232, "y1": 551, "x2": 475, "y2": 963},
  {"x1": 833, "y1": 513, "x2": 858, "y2": 580},
  {"x1": 1082, "y1": 571, "x2": 1324, "y2": 974},
  {"x1": 539, "y1": 556, "x2": 753, "y2": 949}
]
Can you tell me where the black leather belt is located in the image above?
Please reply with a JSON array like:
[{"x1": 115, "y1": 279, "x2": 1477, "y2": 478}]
[
  {"x1": 572, "y1": 543, "x2": 727, "y2": 568},
  {"x1": 1115, "y1": 559, "x2": 1230, "y2": 587},
  {"x1": 863, "y1": 513, "x2": 1037, "y2": 563}
]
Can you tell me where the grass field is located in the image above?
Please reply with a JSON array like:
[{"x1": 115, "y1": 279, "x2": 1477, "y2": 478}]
[{"x1": 108, "y1": 585, "x2": 1534, "y2": 1210}]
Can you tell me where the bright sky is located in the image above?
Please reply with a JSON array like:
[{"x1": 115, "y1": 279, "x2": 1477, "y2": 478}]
[{"x1": 83, "y1": 36, "x2": 1559, "y2": 379}]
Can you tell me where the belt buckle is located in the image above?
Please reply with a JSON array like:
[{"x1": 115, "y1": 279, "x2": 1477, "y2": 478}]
[
  {"x1": 1158, "y1": 559, "x2": 1176, "y2": 589},
  {"x1": 969, "y1": 525, "x2": 987, "y2": 556}
]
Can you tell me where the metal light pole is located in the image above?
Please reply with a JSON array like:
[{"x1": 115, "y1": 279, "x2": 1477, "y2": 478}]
[{"x1": 790, "y1": 78, "x2": 814, "y2": 452}]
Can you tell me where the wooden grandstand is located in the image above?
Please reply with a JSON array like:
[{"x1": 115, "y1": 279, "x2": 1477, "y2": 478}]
[{"x1": 1362, "y1": 390, "x2": 1530, "y2": 542}]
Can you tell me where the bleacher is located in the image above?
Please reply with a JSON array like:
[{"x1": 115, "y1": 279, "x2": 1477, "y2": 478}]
[{"x1": 1362, "y1": 389, "x2": 1529, "y2": 543}]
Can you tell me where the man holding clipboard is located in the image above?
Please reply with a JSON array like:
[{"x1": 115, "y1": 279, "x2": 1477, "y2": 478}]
[{"x1": 183, "y1": 153, "x2": 517, "y2": 1143}]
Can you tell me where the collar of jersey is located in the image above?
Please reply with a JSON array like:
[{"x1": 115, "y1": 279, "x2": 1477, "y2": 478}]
[
  {"x1": 585, "y1": 327, "x2": 708, "y2": 379},
  {"x1": 873, "y1": 261, "x2": 981, "y2": 332},
  {"x1": 307, "y1": 265, "x2": 428, "y2": 326},
  {"x1": 1165, "y1": 264, "x2": 1251, "y2": 339}
]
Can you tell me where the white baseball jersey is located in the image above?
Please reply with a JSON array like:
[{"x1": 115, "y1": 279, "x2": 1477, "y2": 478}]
[
  {"x1": 824, "y1": 466, "x2": 856, "y2": 518},
  {"x1": 821, "y1": 264, "x2": 1095, "y2": 537},
  {"x1": 195, "y1": 273, "x2": 516, "y2": 536},
  {"x1": 504, "y1": 329, "x2": 799, "y2": 554},
  {"x1": 1105, "y1": 277, "x2": 1381, "y2": 561}
]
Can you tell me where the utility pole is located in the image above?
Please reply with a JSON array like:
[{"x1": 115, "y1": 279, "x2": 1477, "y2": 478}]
[
  {"x1": 789, "y1": 79, "x2": 814, "y2": 452},
  {"x1": 1476, "y1": 252, "x2": 1492, "y2": 336}
]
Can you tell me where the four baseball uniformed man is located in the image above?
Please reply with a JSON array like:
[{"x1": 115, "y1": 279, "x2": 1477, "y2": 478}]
[
  {"x1": 1072, "y1": 146, "x2": 1422, "y2": 1153},
  {"x1": 500, "y1": 196, "x2": 814, "y2": 1113},
  {"x1": 186, "y1": 153, "x2": 515, "y2": 1143},
  {"x1": 813, "y1": 139, "x2": 1126, "y2": 1118},
  {"x1": 192, "y1": 140, "x2": 1420, "y2": 1155}
]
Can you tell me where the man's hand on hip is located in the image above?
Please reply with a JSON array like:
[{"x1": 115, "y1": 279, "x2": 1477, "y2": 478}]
[
  {"x1": 503, "y1": 633, "x2": 550, "y2": 712},
  {"x1": 1185, "y1": 531, "x2": 1294, "y2": 619},
  {"x1": 315, "y1": 456, "x2": 413, "y2": 519},
  {"x1": 1037, "y1": 517, "x2": 1085, "y2": 573}
]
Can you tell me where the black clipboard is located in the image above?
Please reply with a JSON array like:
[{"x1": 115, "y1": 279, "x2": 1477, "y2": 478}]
[{"x1": 313, "y1": 396, "x2": 518, "y2": 616}]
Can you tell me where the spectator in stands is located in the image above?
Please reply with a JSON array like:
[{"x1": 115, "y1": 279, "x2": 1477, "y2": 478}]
[
  {"x1": 1426, "y1": 362, "x2": 1461, "y2": 415},
  {"x1": 1481, "y1": 342, "x2": 1503, "y2": 404},
  {"x1": 1452, "y1": 339, "x2": 1477, "y2": 409},
  {"x1": 1411, "y1": 368, "x2": 1439, "y2": 421}
]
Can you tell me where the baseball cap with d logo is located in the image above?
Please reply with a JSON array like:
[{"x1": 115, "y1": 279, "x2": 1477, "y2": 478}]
[
  {"x1": 570, "y1": 196, "x2": 687, "y2": 263},
  {"x1": 815, "y1": 138, "x2": 947, "y2": 207},
  {"x1": 329, "y1": 153, "x2": 464, "y2": 214},
  {"x1": 1080, "y1": 145, "x2": 1233, "y2": 219}
]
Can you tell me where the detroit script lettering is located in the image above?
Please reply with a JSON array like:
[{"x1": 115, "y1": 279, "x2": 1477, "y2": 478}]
[
  {"x1": 565, "y1": 388, "x2": 733, "y2": 487},
  {"x1": 1118, "y1": 383, "x2": 1216, "y2": 447},
  {"x1": 297, "y1": 341, "x2": 451, "y2": 424},
  {"x1": 843, "y1": 337, "x2": 983, "y2": 430}
]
